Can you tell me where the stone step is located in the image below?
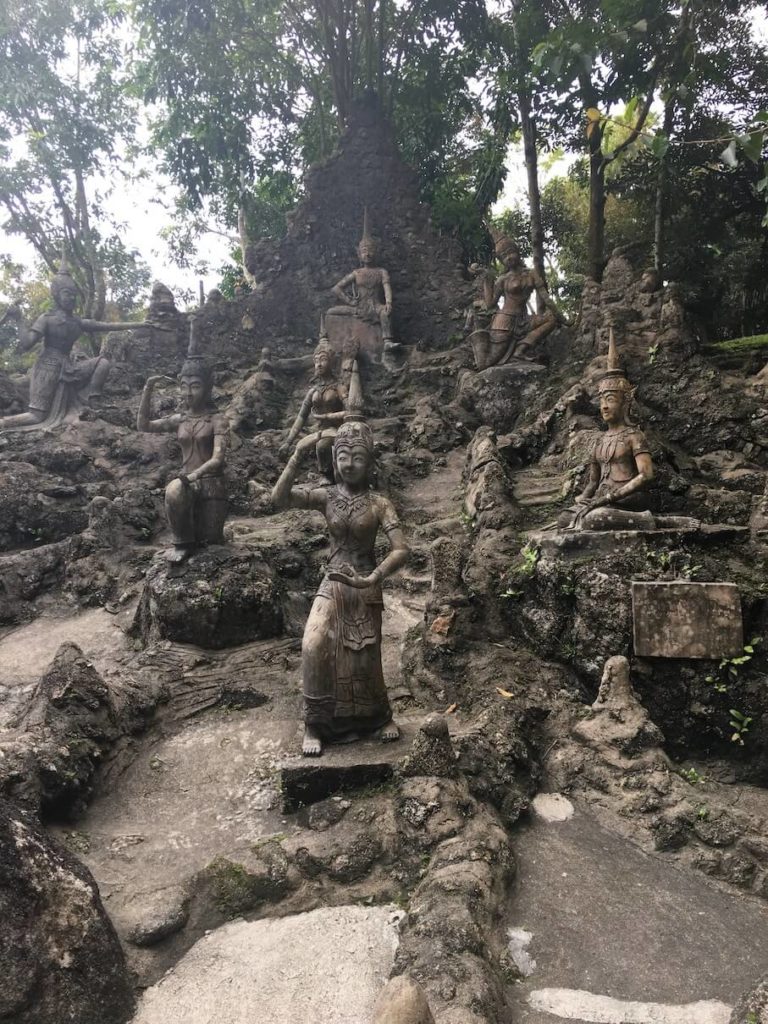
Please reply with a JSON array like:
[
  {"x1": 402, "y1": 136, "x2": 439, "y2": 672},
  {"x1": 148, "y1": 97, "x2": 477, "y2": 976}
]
[{"x1": 512, "y1": 471, "x2": 565, "y2": 507}]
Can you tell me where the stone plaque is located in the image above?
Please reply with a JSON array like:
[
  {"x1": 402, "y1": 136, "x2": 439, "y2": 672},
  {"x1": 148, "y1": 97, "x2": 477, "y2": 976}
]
[{"x1": 632, "y1": 582, "x2": 743, "y2": 659}]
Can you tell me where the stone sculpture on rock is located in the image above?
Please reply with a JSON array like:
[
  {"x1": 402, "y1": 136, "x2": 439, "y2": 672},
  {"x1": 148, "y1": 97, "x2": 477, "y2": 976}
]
[
  {"x1": 0, "y1": 258, "x2": 142, "y2": 430},
  {"x1": 137, "y1": 315, "x2": 229, "y2": 562},
  {"x1": 271, "y1": 392, "x2": 409, "y2": 758},
  {"x1": 326, "y1": 208, "x2": 393, "y2": 360},
  {"x1": 470, "y1": 233, "x2": 558, "y2": 370},
  {"x1": 558, "y1": 329, "x2": 655, "y2": 531},
  {"x1": 280, "y1": 322, "x2": 352, "y2": 479}
]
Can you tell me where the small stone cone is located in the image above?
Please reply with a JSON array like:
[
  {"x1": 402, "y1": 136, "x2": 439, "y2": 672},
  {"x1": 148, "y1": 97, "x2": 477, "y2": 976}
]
[
  {"x1": 345, "y1": 359, "x2": 365, "y2": 420},
  {"x1": 372, "y1": 975, "x2": 435, "y2": 1024},
  {"x1": 398, "y1": 713, "x2": 457, "y2": 778}
]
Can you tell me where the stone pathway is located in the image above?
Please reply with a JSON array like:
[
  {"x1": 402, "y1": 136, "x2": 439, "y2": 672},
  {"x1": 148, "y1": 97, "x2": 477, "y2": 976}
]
[
  {"x1": 130, "y1": 905, "x2": 403, "y2": 1024},
  {"x1": 505, "y1": 795, "x2": 768, "y2": 1023}
]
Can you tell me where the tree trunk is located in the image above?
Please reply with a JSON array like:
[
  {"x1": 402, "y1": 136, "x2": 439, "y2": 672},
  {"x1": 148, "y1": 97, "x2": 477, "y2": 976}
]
[
  {"x1": 653, "y1": 99, "x2": 675, "y2": 277},
  {"x1": 238, "y1": 203, "x2": 257, "y2": 288},
  {"x1": 587, "y1": 130, "x2": 606, "y2": 282}
]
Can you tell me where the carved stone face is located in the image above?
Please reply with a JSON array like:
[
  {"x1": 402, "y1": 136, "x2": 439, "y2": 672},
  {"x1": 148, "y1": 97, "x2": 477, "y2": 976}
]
[
  {"x1": 501, "y1": 248, "x2": 522, "y2": 272},
  {"x1": 56, "y1": 286, "x2": 77, "y2": 314},
  {"x1": 599, "y1": 391, "x2": 626, "y2": 425},
  {"x1": 358, "y1": 241, "x2": 376, "y2": 265},
  {"x1": 334, "y1": 442, "x2": 370, "y2": 488},
  {"x1": 314, "y1": 351, "x2": 332, "y2": 376},
  {"x1": 180, "y1": 375, "x2": 209, "y2": 413}
]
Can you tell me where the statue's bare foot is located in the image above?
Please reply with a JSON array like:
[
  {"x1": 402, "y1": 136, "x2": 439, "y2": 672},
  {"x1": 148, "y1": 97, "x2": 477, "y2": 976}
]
[
  {"x1": 165, "y1": 544, "x2": 191, "y2": 564},
  {"x1": 302, "y1": 726, "x2": 323, "y2": 757},
  {"x1": 380, "y1": 720, "x2": 400, "y2": 743}
]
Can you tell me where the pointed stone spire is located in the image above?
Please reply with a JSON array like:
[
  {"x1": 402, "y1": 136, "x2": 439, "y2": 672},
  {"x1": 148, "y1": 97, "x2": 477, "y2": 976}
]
[{"x1": 345, "y1": 358, "x2": 365, "y2": 420}]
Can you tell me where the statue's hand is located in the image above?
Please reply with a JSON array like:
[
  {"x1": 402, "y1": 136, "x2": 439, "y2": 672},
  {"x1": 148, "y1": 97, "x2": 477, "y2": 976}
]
[
  {"x1": 327, "y1": 565, "x2": 370, "y2": 589},
  {"x1": 145, "y1": 374, "x2": 173, "y2": 389},
  {"x1": 384, "y1": 302, "x2": 392, "y2": 316},
  {"x1": 278, "y1": 441, "x2": 291, "y2": 458}
]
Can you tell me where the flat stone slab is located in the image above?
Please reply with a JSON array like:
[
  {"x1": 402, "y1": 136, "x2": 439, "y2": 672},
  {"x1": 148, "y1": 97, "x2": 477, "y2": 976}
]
[
  {"x1": 632, "y1": 581, "x2": 743, "y2": 659},
  {"x1": 130, "y1": 904, "x2": 403, "y2": 1024},
  {"x1": 531, "y1": 524, "x2": 748, "y2": 559},
  {"x1": 279, "y1": 714, "x2": 426, "y2": 812},
  {"x1": 506, "y1": 802, "x2": 768, "y2": 1023}
]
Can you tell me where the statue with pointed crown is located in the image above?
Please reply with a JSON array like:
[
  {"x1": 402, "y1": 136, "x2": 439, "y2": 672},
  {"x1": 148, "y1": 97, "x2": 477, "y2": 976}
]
[
  {"x1": 470, "y1": 232, "x2": 558, "y2": 370},
  {"x1": 558, "y1": 328, "x2": 656, "y2": 531},
  {"x1": 271, "y1": 369, "x2": 409, "y2": 757},
  {"x1": 137, "y1": 314, "x2": 229, "y2": 562},
  {"x1": 279, "y1": 317, "x2": 351, "y2": 479},
  {"x1": 325, "y1": 207, "x2": 393, "y2": 359},
  {"x1": 0, "y1": 256, "x2": 145, "y2": 429}
]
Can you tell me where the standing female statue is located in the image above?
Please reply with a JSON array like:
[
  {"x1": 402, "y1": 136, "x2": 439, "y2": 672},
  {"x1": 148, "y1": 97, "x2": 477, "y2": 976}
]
[
  {"x1": 271, "y1": 416, "x2": 409, "y2": 757},
  {"x1": 0, "y1": 258, "x2": 142, "y2": 429},
  {"x1": 327, "y1": 208, "x2": 393, "y2": 344},
  {"x1": 137, "y1": 317, "x2": 229, "y2": 562}
]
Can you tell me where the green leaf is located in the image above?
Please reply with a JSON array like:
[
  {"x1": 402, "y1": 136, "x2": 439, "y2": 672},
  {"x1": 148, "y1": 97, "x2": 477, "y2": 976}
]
[
  {"x1": 650, "y1": 133, "x2": 669, "y2": 159},
  {"x1": 754, "y1": 112, "x2": 768, "y2": 124},
  {"x1": 736, "y1": 131, "x2": 764, "y2": 164},
  {"x1": 720, "y1": 140, "x2": 738, "y2": 168}
]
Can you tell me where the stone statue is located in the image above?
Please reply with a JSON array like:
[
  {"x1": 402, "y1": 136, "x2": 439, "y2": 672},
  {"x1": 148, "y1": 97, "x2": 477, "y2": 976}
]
[
  {"x1": 271, "y1": 414, "x2": 409, "y2": 757},
  {"x1": 573, "y1": 655, "x2": 665, "y2": 757},
  {"x1": 279, "y1": 321, "x2": 351, "y2": 479},
  {"x1": 327, "y1": 208, "x2": 393, "y2": 346},
  {"x1": 558, "y1": 329, "x2": 655, "y2": 531},
  {"x1": 471, "y1": 233, "x2": 557, "y2": 369},
  {"x1": 147, "y1": 281, "x2": 179, "y2": 323},
  {"x1": 137, "y1": 315, "x2": 229, "y2": 562},
  {"x1": 0, "y1": 258, "x2": 142, "y2": 429}
]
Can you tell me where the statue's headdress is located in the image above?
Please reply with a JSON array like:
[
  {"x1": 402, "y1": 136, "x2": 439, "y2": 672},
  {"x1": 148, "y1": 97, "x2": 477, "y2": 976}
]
[
  {"x1": 314, "y1": 315, "x2": 333, "y2": 359},
  {"x1": 490, "y1": 228, "x2": 520, "y2": 261},
  {"x1": 51, "y1": 254, "x2": 79, "y2": 303},
  {"x1": 597, "y1": 327, "x2": 633, "y2": 397},
  {"x1": 333, "y1": 358, "x2": 372, "y2": 469},
  {"x1": 357, "y1": 207, "x2": 377, "y2": 255},
  {"x1": 179, "y1": 314, "x2": 213, "y2": 392}
]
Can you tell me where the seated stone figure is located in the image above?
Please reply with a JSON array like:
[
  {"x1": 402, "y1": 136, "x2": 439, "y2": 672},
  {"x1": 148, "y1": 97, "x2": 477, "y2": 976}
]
[
  {"x1": 326, "y1": 208, "x2": 393, "y2": 358},
  {"x1": 471, "y1": 234, "x2": 557, "y2": 370},
  {"x1": 279, "y1": 325, "x2": 350, "y2": 479},
  {"x1": 0, "y1": 258, "x2": 142, "y2": 430},
  {"x1": 559, "y1": 329, "x2": 655, "y2": 531},
  {"x1": 137, "y1": 316, "x2": 229, "y2": 562}
]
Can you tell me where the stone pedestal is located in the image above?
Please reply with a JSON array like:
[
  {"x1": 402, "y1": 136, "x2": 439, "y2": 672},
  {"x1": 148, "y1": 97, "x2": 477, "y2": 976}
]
[
  {"x1": 326, "y1": 311, "x2": 383, "y2": 364},
  {"x1": 135, "y1": 545, "x2": 283, "y2": 649}
]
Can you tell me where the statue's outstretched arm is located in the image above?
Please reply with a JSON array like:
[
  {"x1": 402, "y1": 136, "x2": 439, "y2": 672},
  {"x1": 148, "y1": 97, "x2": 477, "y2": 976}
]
[
  {"x1": 284, "y1": 388, "x2": 313, "y2": 446},
  {"x1": 81, "y1": 318, "x2": 145, "y2": 333},
  {"x1": 271, "y1": 433, "x2": 327, "y2": 510},
  {"x1": 137, "y1": 376, "x2": 180, "y2": 433}
]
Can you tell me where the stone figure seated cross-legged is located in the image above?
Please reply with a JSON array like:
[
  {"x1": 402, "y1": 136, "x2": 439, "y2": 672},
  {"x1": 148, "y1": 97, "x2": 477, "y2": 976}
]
[
  {"x1": 558, "y1": 330, "x2": 655, "y2": 532},
  {"x1": 137, "y1": 318, "x2": 229, "y2": 563},
  {"x1": 0, "y1": 258, "x2": 144, "y2": 430},
  {"x1": 271, "y1": 417, "x2": 409, "y2": 758}
]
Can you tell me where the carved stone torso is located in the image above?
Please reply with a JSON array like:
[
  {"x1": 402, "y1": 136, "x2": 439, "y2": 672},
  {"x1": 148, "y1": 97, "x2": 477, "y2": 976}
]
[
  {"x1": 498, "y1": 268, "x2": 535, "y2": 313},
  {"x1": 178, "y1": 412, "x2": 227, "y2": 474},
  {"x1": 310, "y1": 378, "x2": 345, "y2": 421},
  {"x1": 325, "y1": 487, "x2": 380, "y2": 573},
  {"x1": 351, "y1": 267, "x2": 387, "y2": 317},
  {"x1": 31, "y1": 311, "x2": 85, "y2": 357},
  {"x1": 593, "y1": 426, "x2": 651, "y2": 493}
]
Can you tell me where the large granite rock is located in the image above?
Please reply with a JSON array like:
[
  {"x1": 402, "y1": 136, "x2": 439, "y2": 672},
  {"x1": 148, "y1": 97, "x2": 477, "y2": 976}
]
[
  {"x1": 730, "y1": 974, "x2": 768, "y2": 1023},
  {"x1": 135, "y1": 545, "x2": 283, "y2": 649},
  {"x1": 0, "y1": 798, "x2": 133, "y2": 1024}
]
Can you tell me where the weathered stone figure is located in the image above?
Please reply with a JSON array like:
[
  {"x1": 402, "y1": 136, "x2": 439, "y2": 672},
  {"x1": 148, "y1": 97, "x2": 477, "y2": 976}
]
[
  {"x1": 559, "y1": 329, "x2": 655, "y2": 531},
  {"x1": 279, "y1": 323, "x2": 349, "y2": 479},
  {"x1": 327, "y1": 208, "x2": 393, "y2": 343},
  {"x1": 472, "y1": 233, "x2": 557, "y2": 369},
  {"x1": 137, "y1": 316, "x2": 229, "y2": 562},
  {"x1": 0, "y1": 258, "x2": 141, "y2": 429},
  {"x1": 271, "y1": 416, "x2": 409, "y2": 757}
]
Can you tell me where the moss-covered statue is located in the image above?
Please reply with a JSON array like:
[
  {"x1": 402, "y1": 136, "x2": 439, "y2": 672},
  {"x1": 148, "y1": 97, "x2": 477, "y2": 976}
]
[
  {"x1": 271, "y1": 368, "x2": 409, "y2": 757},
  {"x1": 137, "y1": 316, "x2": 229, "y2": 562},
  {"x1": 559, "y1": 329, "x2": 655, "y2": 531},
  {"x1": 0, "y1": 258, "x2": 142, "y2": 429}
]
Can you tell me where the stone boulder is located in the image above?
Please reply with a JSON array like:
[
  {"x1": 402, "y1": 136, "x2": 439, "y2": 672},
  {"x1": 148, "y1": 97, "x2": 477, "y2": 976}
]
[
  {"x1": 0, "y1": 461, "x2": 87, "y2": 551},
  {"x1": 135, "y1": 545, "x2": 283, "y2": 649},
  {"x1": 730, "y1": 974, "x2": 768, "y2": 1023},
  {"x1": 373, "y1": 975, "x2": 435, "y2": 1024},
  {"x1": 0, "y1": 641, "x2": 119, "y2": 817},
  {"x1": 0, "y1": 798, "x2": 133, "y2": 1024}
]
